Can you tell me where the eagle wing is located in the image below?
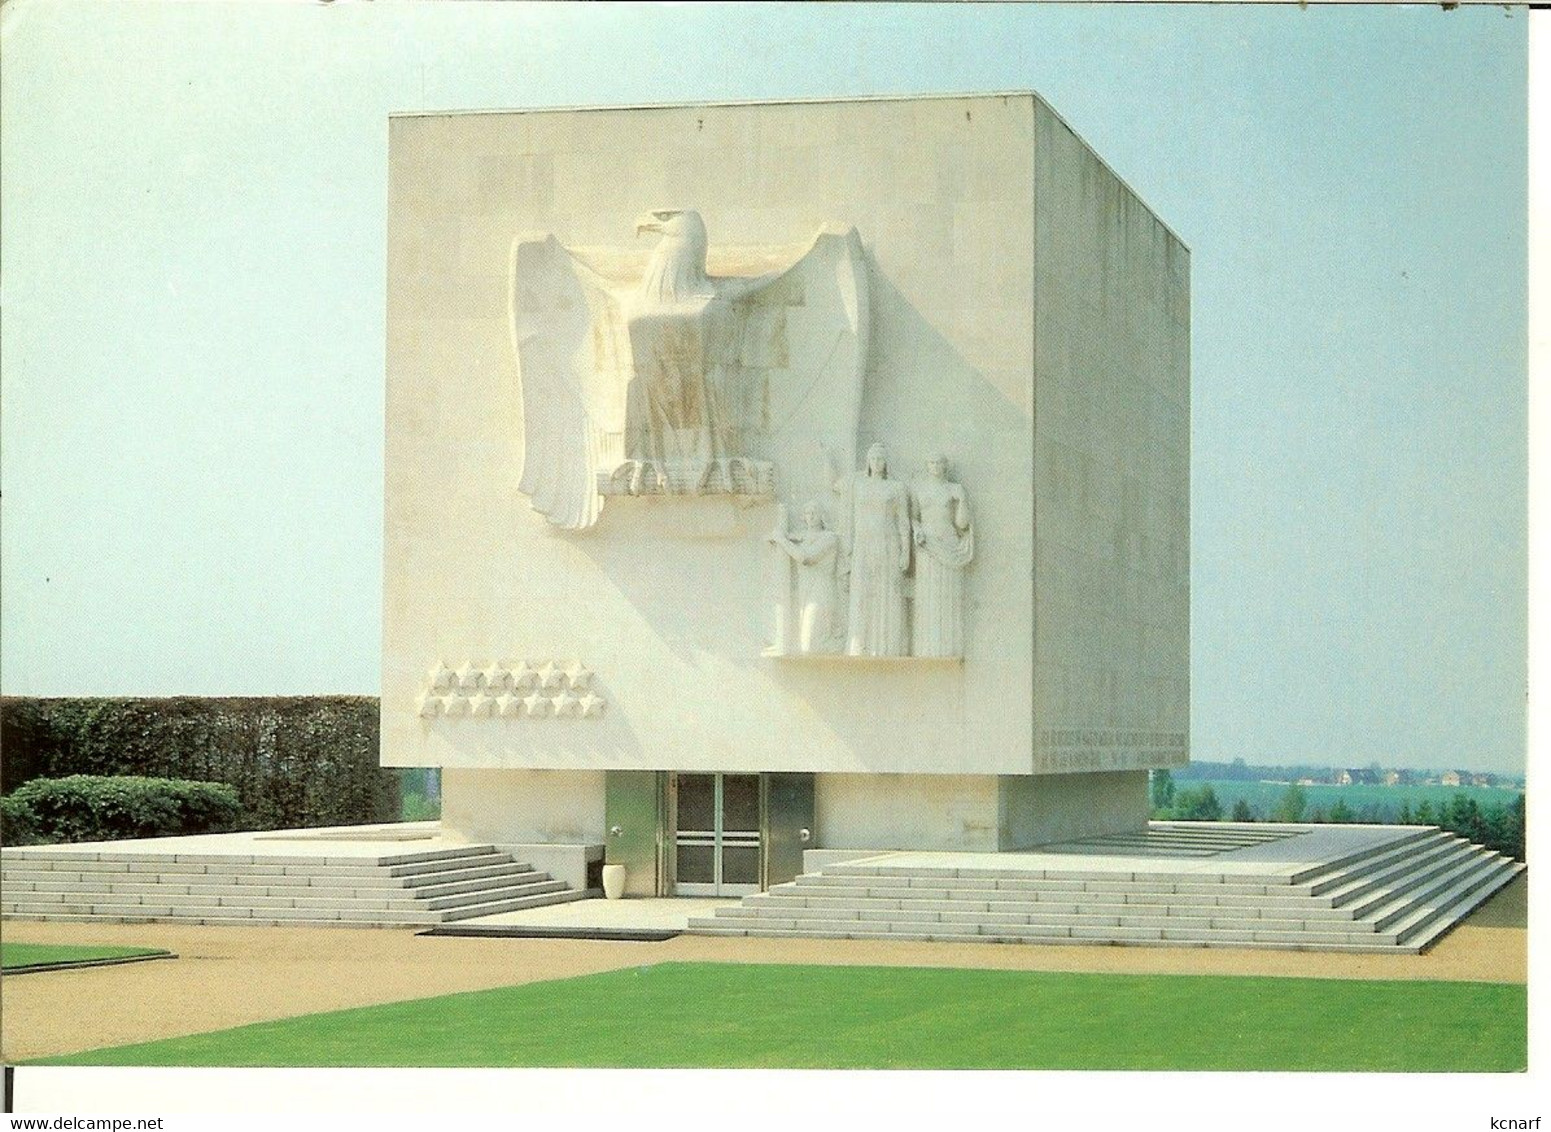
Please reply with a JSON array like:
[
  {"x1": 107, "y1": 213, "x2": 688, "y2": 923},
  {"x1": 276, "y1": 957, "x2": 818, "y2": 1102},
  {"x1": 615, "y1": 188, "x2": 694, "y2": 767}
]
[
  {"x1": 508, "y1": 234, "x2": 630, "y2": 530},
  {"x1": 723, "y1": 228, "x2": 870, "y2": 506}
]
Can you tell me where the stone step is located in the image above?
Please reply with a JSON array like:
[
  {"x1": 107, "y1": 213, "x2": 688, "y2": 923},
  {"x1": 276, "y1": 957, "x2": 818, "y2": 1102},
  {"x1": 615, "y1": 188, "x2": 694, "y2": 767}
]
[
  {"x1": 772, "y1": 879, "x2": 1352, "y2": 912},
  {"x1": 688, "y1": 911, "x2": 1439, "y2": 949},
  {"x1": 0, "y1": 905, "x2": 406, "y2": 924},
  {"x1": 791, "y1": 871, "x2": 1337, "y2": 898},
  {"x1": 688, "y1": 915, "x2": 1396, "y2": 948},
  {"x1": 420, "y1": 878, "x2": 568, "y2": 911},
  {"x1": 1300, "y1": 831, "x2": 1457, "y2": 896},
  {"x1": 712, "y1": 901, "x2": 1386, "y2": 937},
  {"x1": 9, "y1": 860, "x2": 540, "y2": 896},
  {"x1": 439, "y1": 887, "x2": 589, "y2": 921},
  {"x1": 1314, "y1": 836, "x2": 1467, "y2": 904},
  {"x1": 1367, "y1": 853, "x2": 1515, "y2": 936},
  {"x1": 384, "y1": 852, "x2": 514, "y2": 878},
  {"x1": 399, "y1": 862, "x2": 541, "y2": 891},
  {"x1": 1343, "y1": 845, "x2": 1491, "y2": 920},
  {"x1": 737, "y1": 893, "x2": 1369, "y2": 927},
  {"x1": 2, "y1": 903, "x2": 445, "y2": 925},
  {"x1": 0, "y1": 844, "x2": 496, "y2": 870},
  {"x1": 1280, "y1": 826, "x2": 1442, "y2": 885},
  {"x1": 0, "y1": 855, "x2": 524, "y2": 888},
  {"x1": 811, "y1": 867, "x2": 1305, "y2": 891},
  {"x1": 686, "y1": 916, "x2": 1426, "y2": 952},
  {"x1": 1, "y1": 844, "x2": 586, "y2": 928},
  {"x1": 1394, "y1": 860, "x2": 1524, "y2": 952}
]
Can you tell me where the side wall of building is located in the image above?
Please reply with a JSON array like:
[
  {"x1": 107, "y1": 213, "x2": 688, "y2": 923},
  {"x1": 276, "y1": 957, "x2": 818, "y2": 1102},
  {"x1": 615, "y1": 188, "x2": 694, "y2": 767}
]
[
  {"x1": 997, "y1": 770, "x2": 1149, "y2": 848},
  {"x1": 1031, "y1": 99, "x2": 1191, "y2": 776}
]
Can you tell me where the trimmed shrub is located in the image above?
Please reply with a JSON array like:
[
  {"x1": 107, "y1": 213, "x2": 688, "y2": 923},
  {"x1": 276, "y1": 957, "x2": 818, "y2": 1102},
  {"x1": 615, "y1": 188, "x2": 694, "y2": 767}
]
[
  {"x1": 0, "y1": 697, "x2": 397, "y2": 831},
  {"x1": 1, "y1": 793, "x2": 43, "y2": 846},
  {"x1": 7, "y1": 775, "x2": 244, "y2": 844}
]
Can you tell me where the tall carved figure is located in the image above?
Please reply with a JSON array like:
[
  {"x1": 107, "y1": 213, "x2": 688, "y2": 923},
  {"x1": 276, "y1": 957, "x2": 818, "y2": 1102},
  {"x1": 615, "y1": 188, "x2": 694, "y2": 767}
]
[
  {"x1": 845, "y1": 443, "x2": 912, "y2": 657},
  {"x1": 909, "y1": 454, "x2": 974, "y2": 657},
  {"x1": 768, "y1": 501, "x2": 842, "y2": 655}
]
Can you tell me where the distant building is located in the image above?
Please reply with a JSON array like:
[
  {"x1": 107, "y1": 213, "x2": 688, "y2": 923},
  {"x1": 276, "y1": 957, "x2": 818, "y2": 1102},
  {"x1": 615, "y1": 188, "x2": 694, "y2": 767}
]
[
  {"x1": 1338, "y1": 768, "x2": 1379, "y2": 787},
  {"x1": 1440, "y1": 771, "x2": 1463, "y2": 787},
  {"x1": 1383, "y1": 771, "x2": 1401, "y2": 787}
]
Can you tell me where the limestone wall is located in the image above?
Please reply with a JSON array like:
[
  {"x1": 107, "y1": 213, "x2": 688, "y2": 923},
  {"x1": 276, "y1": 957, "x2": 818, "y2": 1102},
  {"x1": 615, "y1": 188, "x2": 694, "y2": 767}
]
[
  {"x1": 384, "y1": 94, "x2": 1187, "y2": 780},
  {"x1": 1030, "y1": 101, "x2": 1191, "y2": 774}
]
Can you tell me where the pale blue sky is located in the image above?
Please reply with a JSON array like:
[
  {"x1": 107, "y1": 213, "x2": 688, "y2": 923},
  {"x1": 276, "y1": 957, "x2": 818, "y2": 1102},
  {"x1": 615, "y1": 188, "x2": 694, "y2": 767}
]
[{"x1": 0, "y1": 2, "x2": 1528, "y2": 772}]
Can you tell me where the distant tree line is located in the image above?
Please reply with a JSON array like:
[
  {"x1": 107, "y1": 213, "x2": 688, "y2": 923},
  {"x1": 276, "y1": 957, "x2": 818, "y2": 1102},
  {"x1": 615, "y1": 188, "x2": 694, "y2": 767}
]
[
  {"x1": 1174, "y1": 758, "x2": 1523, "y2": 789},
  {"x1": 1148, "y1": 769, "x2": 1525, "y2": 862}
]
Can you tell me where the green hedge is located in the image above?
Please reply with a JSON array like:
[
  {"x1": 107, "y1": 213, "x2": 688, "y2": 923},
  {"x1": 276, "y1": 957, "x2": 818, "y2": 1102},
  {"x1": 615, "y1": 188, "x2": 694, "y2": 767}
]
[
  {"x1": 0, "y1": 697, "x2": 397, "y2": 831},
  {"x1": 5, "y1": 775, "x2": 244, "y2": 844},
  {"x1": 1, "y1": 794, "x2": 43, "y2": 846}
]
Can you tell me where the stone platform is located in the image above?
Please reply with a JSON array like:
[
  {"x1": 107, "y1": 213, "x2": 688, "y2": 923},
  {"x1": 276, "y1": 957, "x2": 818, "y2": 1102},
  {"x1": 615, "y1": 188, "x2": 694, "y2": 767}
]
[
  {"x1": 687, "y1": 822, "x2": 1524, "y2": 953},
  {"x1": 427, "y1": 896, "x2": 739, "y2": 940},
  {"x1": 0, "y1": 823, "x2": 592, "y2": 928}
]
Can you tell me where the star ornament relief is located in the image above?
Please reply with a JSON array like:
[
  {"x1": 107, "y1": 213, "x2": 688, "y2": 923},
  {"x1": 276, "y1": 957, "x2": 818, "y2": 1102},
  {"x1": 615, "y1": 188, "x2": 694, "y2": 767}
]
[{"x1": 422, "y1": 658, "x2": 603, "y2": 719}]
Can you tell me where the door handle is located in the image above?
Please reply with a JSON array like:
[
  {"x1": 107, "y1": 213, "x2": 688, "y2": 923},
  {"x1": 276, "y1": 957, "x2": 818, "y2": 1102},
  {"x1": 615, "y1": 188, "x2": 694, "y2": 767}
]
[
  {"x1": 799, "y1": 828, "x2": 811, "y2": 843},
  {"x1": 609, "y1": 825, "x2": 624, "y2": 838}
]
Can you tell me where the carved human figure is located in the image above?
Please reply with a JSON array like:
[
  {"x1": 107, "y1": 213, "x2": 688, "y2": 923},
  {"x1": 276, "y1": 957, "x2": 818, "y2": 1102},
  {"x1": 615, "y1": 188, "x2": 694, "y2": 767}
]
[
  {"x1": 909, "y1": 454, "x2": 974, "y2": 657},
  {"x1": 769, "y1": 501, "x2": 842, "y2": 654},
  {"x1": 844, "y1": 443, "x2": 912, "y2": 657}
]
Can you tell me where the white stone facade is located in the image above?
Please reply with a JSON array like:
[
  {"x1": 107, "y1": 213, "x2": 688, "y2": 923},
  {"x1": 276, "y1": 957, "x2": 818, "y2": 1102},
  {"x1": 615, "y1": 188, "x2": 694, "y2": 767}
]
[{"x1": 383, "y1": 94, "x2": 1188, "y2": 859}]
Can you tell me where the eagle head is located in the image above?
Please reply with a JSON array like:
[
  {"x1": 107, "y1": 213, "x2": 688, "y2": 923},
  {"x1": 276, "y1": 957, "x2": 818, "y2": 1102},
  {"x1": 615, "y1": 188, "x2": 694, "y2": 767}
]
[{"x1": 635, "y1": 209, "x2": 710, "y2": 303}]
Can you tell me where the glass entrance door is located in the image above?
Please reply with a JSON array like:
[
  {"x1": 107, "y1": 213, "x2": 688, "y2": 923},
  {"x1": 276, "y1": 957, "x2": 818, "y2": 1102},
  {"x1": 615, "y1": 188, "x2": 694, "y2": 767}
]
[{"x1": 674, "y1": 773, "x2": 761, "y2": 896}]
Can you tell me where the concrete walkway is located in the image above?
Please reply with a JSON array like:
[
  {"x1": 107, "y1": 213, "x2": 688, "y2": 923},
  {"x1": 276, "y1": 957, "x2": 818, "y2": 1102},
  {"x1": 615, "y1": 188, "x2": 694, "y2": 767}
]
[
  {"x1": 0, "y1": 874, "x2": 1524, "y2": 1064},
  {"x1": 445, "y1": 897, "x2": 738, "y2": 933}
]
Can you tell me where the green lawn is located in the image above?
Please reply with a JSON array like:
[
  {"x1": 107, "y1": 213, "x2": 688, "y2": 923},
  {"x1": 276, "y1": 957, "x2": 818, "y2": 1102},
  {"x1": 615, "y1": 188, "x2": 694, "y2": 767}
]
[
  {"x1": 34, "y1": 962, "x2": 1525, "y2": 1071},
  {"x1": 2, "y1": 942, "x2": 170, "y2": 970}
]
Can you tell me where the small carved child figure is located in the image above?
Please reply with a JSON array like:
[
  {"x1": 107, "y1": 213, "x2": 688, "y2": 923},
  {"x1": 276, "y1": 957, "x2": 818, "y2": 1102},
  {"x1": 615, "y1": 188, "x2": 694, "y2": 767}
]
[{"x1": 769, "y1": 501, "x2": 843, "y2": 654}]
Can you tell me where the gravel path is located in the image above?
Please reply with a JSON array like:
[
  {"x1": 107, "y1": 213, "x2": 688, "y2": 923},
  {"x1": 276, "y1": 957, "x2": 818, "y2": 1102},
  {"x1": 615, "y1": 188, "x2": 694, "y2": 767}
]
[{"x1": 0, "y1": 874, "x2": 1525, "y2": 1064}]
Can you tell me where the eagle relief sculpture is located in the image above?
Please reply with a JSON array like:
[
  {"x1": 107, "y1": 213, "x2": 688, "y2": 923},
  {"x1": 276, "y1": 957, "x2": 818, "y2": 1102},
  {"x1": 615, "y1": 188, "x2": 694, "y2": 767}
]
[{"x1": 508, "y1": 209, "x2": 870, "y2": 530}]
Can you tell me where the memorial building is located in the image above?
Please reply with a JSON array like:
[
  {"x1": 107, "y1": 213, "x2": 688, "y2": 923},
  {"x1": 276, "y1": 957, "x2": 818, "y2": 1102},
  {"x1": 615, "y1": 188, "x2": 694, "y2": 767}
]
[{"x1": 383, "y1": 92, "x2": 1191, "y2": 896}]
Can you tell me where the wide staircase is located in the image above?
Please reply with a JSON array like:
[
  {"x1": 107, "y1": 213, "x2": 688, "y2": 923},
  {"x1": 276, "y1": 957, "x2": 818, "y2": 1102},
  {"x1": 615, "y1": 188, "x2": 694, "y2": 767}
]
[
  {"x1": 1, "y1": 843, "x2": 586, "y2": 928},
  {"x1": 687, "y1": 826, "x2": 1523, "y2": 953}
]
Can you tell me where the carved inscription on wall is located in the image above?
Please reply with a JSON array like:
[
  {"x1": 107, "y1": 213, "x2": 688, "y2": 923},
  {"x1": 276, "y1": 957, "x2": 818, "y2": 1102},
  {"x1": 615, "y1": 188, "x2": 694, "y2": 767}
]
[
  {"x1": 418, "y1": 661, "x2": 605, "y2": 719},
  {"x1": 1036, "y1": 729, "x2": 1188, "y2": 771}
]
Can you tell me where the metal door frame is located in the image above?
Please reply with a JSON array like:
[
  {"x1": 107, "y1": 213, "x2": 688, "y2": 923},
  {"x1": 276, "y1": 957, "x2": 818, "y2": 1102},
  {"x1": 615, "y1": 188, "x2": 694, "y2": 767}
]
[{"x1": 672, "y1": 772, "x2": 761, "y2": 897}]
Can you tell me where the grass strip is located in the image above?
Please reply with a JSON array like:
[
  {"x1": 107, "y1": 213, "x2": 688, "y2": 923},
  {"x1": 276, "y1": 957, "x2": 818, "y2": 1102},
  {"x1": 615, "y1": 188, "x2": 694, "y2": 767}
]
[{"x1": 35, "y1": 962, "x2": 1526, "y2": 1072}]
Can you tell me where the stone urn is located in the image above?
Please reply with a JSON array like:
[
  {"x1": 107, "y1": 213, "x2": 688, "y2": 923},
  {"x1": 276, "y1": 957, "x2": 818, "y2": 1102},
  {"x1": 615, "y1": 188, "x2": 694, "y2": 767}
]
[{"x1": 601, "y1": 863, "x2": 627, "y2": 900}]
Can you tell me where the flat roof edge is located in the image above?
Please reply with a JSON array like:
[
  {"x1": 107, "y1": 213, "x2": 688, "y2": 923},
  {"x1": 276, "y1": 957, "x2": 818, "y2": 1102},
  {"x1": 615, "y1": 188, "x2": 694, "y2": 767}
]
[
  {"x1": 386, "y1": 90, "x2": 1039, "y2": 119},
  {"x1": 389, "y1": 90, "x2": 1189, "y2": 251}
]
